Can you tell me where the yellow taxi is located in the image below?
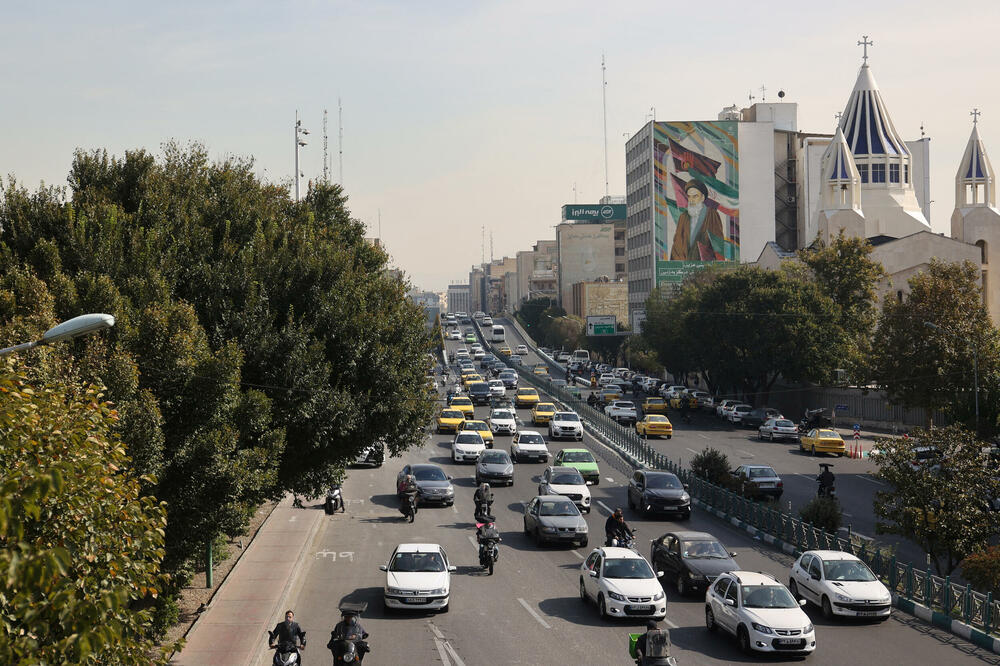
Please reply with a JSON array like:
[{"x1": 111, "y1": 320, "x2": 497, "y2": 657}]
[
  {"x1": 600, "y1": 386, "x2": 623, "y2": 403},
  {"x1": 533, "y1": 365, "x2": 549, "y2": 377},
  {"x1": 531, "y1": 402, "x2": 557, "y2": 425},
  {"x1": 462, "y1": 373, "x2": 485, "y2": 387},
  {"x1": 635, "y1": 414, "x2": 673, "y2": 439},
  {"x1": 800, "y1": 429, "x2": 846, "y2": 457},
  {"x1": 514, "y1": 387, "x2": 540, "y2": 408},
  {"x1": 498, "y1": 345, "x2": 513, "y2": 356},
  {"x1": 459, "y1": 366, "x2": 478, "y2": 380},
  {"x1": 436, "y1": 408, "x2": 466, "y2": 433},
  {"x1": 669, "y1": 393, "x2": 698, "y2": 409},
  {"x1": 462, "y1": 419, "x2": 494, "y2": 447},
  {"x1": 448, "y1": 395, "x2": 475, "y2": 417},
  {"x1": 642, "y1": 397, "x2": 668, "y2": 414}
]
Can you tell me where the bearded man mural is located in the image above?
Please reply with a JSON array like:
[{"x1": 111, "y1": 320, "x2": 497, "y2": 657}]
[{"x1": 669, "y1": 179, "x2": 725, "y2": 261}]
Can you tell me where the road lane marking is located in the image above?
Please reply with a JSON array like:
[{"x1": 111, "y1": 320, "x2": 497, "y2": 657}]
[
  {"x1": 858, "y1": 475, "x2": 886, "y2": 486},
  {"x1": 736, "y1": 449, "x2": 754, "y2": 457},
  {"x1": 596, "y1": 500, "x2": 613, "y2": 515},
  {"x1": 664, "y1": 618, "x2": 679, "y2": 629},
  {"x1": 289, "y1": 516, "x2": 297, "y2": 522},
  {"x1": 571, "y1": 550, "x2": 585, "y2": 559},
  {"x1": 442, "y1": 640, "x2": 466, "y2": 665},
  {"x1": 841, "y1": 512, "x2": 853, "y2": 517},
  {"x1": 518, "y1": 597, "x2": 552, "y2": 629},
  {"x1": 605, "y1": 476, "x2": 615, "y2": 483},
  {"x1": 452, "y1": 505, "x2": 458, "y2": 513},
  {"x1": 467, "y1": 535, "x2": 479, "y2": 552},
  {"x1": 686, "y1": 448, "x2": 699, "y2": 455},
  {"x1": 698, "y1": 434, "x2": 710, "y2": 440},
  {"x1": 429, "y1": 623, "x2": 445, "y2": 639},
  {"x1": 433, "y1": 638, "x2": 451, "y2": 666}
]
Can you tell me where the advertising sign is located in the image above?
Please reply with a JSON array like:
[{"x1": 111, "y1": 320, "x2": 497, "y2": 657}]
[
  {"x1": 653, "y1": 121, "x2": 740, "y2": 287},
  {"x1": 562, "y1": 204, "x2": 627, "y2": 221},
  {"x1": 586, "y1": 315, "x2": 616, "y2": 336}
]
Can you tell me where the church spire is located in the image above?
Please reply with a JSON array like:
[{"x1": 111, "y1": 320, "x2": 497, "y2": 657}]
[
  {"x1": 956, "y1": 115, "x2": 996, "y2": 208},
  {"x1": 821, "y1": 126, "x2": 862, "y2": 210}
]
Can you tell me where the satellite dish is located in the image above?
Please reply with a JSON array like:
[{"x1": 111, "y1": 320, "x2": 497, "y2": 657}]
[{"x1": 778, "y1": 90, "x2": 786, "y2": 99}]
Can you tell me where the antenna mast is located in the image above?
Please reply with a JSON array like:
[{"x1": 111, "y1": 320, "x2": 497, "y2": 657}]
[
  {"x1": 481, "y1": 226, "x2": 485, "y2": 264},
  {"x1": 322, "y1": 109, "x2": 329, "y2": 182},
  {"x1": 490, "y1": 231, "x2": 494, "y2": 262},
  {"x1": 338, "y1": 98, "x2": 344, "y2": 185},
  {"x1": 602, "y1": 54, "x2": 609, "y2": 197}
]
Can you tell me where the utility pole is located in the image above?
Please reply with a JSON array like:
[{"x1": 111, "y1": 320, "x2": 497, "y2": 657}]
[
  {"x1": 490, "y1": 230, "x2": 494, "y2": 262},
  {"x1": 322, "y1": 109, "x2": 329, "y2": 182},
  {"x1": 338, "y1": 98, "x2": 344, "y2": 185},
  {"x1": 602, "y1": 54, "x2": 609, "y2": 197},
  {"x1": 294, "y1": 111, "x2": 309, "y2": 201}
]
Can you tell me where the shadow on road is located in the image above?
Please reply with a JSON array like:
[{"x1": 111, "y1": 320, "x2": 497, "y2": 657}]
[
  {"x1": 451, "y1": 477, "x2": 478, "y2": 487},
  {"x1": 369, "y1": 494, "x2": 401, "y2": 509},
  {"x1": 537, "y1": 596, "x2": 644, "y2": 628},
  {"x1": 668, "y1": 626, "x2": 766, "y2": 663}
]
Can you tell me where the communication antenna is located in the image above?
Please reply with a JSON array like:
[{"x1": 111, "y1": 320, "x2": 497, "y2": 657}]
[
  {"x1": 602, "y1": 54, "x2": 609, "y2": 197},
  {"x1": 481, "y1": 225, "x2": 485, "y2": 264},
  {"x1": 490, "y1": 231, "x2": 494, "y2": 262},
  {"x1": 322, "y1": 109, "x2": 329, "y2": 182},
  {"x1": 378, "y1": 209, "x2": 382, "y2": 239},
  {"x1": 338, "y1": 98, "x2": 344, "y2": 185}
]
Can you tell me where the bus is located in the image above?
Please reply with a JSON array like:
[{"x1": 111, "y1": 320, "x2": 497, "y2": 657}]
[{"x1": 490, "y1": 325, "x2": 505, "y2": 343}]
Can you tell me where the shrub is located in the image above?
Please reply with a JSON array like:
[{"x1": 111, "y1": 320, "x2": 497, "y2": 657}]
[
  {"x1": 799, "y1": 497, "x2": 843, "y2": 533},
  {"x1": 691, "y1": 448, "x2": 733, "y2": 488},
  {"x1": 962, "y1": 546, "x2": 1000, "y2": 596}
]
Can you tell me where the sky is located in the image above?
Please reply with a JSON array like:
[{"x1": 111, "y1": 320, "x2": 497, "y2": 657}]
[{"x1": 3, "y1": 0, "x2": 999, "y2": 292}]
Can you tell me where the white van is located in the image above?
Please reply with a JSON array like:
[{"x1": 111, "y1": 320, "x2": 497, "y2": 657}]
[
  {"x1": 571, "y1": 349, "x2": 591, "y2": 363},
  {"x1": 490, "y1": 325, "x2": 505, "y2": 343}
]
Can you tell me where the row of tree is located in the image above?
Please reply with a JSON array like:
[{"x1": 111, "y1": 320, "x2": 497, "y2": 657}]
[{"x1": 0, "y1": 144, "x2": 436, "y2": 660}]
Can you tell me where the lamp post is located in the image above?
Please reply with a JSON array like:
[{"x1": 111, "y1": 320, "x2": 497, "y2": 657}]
[
  {"x1": 924, "y1": 321, "x2": 979, "y2": 429},
  {"x1": 0, "y1": 313, "x2": 116, "y2": 357},
  {"x1": 294, "y1": 111, "x2": 309, "y2": 201}
]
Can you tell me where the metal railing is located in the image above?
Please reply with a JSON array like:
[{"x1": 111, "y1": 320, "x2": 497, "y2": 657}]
[{"x1": 477, "y1": 333, "x2": 1000, "y2": 637}]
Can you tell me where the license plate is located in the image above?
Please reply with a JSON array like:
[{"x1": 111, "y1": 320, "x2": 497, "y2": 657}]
[
  {"x1": 404, "y1": 597, "x2": 426, "y2": 603},
  {"x1": 778, "y1": 638, "x2": 800, "y2": 645},
  {"x1": 857, "y1": 610, "x2": 881, "y2": 616},
  {"x1": 759, "y1": 483, "x2": 775, "y2": 488},
  {"x1": 630, "y1": 605, "x2": 653, "y2": 612}
]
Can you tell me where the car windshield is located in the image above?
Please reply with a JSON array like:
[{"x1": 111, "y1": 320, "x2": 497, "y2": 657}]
[
  {"x1": 775, "y1": 419, "x2": 794, "y2": 427},
  {"x1": 413, "y1": 467, "x2": 447, "y2": 481},
  {"x1": 518, "y1": 390, "x2": 537, "y2": 396},
  {"x1": 493, "y1": 410, "x2": 513, "y2": 420},
  {"x1": 615, "y1": 402, "x2": 635, "y2": 408},
  {"x1": 539, "y1": 500, "x2": 578, "y2": 516},
  {"x1": 456, "y1": 434, "x2": 481, "y2": 444},
  {"x1": 551, "y1": 471, "x2": 584, "y2": 485},
  {"x1": 741, "y1": 585, "x2": 797, "y2": 609},
  {"x1": 520, "y1": 434, "x2": 544, "y2": 444},
  {"x1": 452, "y1": 398, "x2": 471, "y2": 405},
  {"x1": 647, "y1": 398, "x2": 664, "y2": 404},
  {"x1": 647, "y1": 415, "x2": 668, "y2": 423},
  {"x1": 465, "y1": 421, "x2": 487, "y2": 429},
  {"x1": 681, "y1": 540, "x2": 729, "y2": 559},
  {"x1": 441, "y1": 410, "x2": 463, "y2": 419},
  {"x1": 748, "y1": 467, "x2": 777, "y2": 478},
  {"x1": 555, "y1": 413, "x2": 580, "y2": 421},
  {"x1": 817, "y1": 430, "x2": 839, "y2": 438},
  {"x1": 489, "y1": 380, "x2": 503, "y2": 387},
  {"x1": 481, "y1": 451, "x2": 510, "y2": 464},
  {"x1": 646, "y1": 474, "x2": 682, "y2": 489},
  {"x1": 822, "y1": 559, "x2": 877, "y2": 582},
  {"x1": 562, "y1": 451, "x2": 594, "y2": 463},
  {"x1": 603, "y1": 558, "x2": 655, "y2": 579},
  {"x1": 390, "y1": 551, "x2": 445, "y2": 572},
  {"x1": 536, "y1": 404, "x2": 554, "y2": 412}
]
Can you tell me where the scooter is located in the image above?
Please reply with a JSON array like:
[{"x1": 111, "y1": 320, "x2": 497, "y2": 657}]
[
  {"x1": 628, "y1": 631, "x2": 678, "y2": 665},
  {"x1": 325, "y1": 485, "x2": 345, "y2": 514},
  {"x1": 476, "y1": 519, "x2": 501, "y2": 575},
  {"x1": 816, "y1": 463, "x2": 837, "y2": 500},
  {"x1": 266, "y1": 637, "x2": 303, "y2": 666},
  {"x1": 400, "y1": 492, "x2": 418, "y2": 522},
  {"x1": 330, "y1": 602, "x2": 369, "y2": 665}
]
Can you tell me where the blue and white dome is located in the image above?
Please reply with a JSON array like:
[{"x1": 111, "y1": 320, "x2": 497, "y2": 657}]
[{"x1": 837, "y1": 65, "x2": 911, "y2": 188}]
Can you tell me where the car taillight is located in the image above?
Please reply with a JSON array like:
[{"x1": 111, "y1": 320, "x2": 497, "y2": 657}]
[{"x1": 777, "y1": 481, "x2": 783, "y2": 487}]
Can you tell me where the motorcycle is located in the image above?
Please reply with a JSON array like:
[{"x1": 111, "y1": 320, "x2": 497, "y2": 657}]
[
  {"x1": 816, "y1": 463, "x2": 837, "y2": 500},
  {"x1": 267, "y1": 638, "x2": 303, "y2": 666},
  {"x1": 330, "y1": 602, "x2": 369, "y2": 665},
  {"x1": 476, "y1": 521, "x2": 501, "y2": 575},
  {"x1": 608, "y1": 528, "x2": 639, "y2": 553},
  {"x1": 400, "y1": 492, "x2": 418, "y2": 522},
  {"x1": 798, "y1": 407, "x2": 832, "y2": 434},
  {"x1": 474, "y1": 497, "x2": 494, "y2": 523},
  {"x1": 325, "y1": 485, "x2": 345, "y2": 514},
  {"x1": 628, "y1": 630, "x2": 678, "y2": 665}
]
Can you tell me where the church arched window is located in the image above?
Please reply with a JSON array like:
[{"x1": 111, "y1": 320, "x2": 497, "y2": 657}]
[{"x1": 976, "y1": 240, "x2": 988, "y2": 264}]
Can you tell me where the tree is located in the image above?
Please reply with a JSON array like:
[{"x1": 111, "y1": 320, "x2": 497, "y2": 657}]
[
  {"x1": 0, "y1": 369, "x2": 175, "y2": 664},
  {"x1": 871, "y1": 259, "x2": 1000, "y2": 432},
  {"x1": 870, "y1": 425, "x2": 1000, "y2": 575},
  {"x1": 798, "y1": 233, "x2": 885, "y2": 384}
]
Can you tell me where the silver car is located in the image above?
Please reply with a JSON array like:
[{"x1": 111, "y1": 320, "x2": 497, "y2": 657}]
[
  {"x1": 476, "y1": 449, "x2": 514, "y2": 486},
  {"x1": 522, "y1": 495, "x2": 588, "y2": 547},
  {"x1": 759, "y1": 417, "x2": 800, "y2": 442}
]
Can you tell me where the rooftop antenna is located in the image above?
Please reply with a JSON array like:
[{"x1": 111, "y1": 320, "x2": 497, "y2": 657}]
[
  {"x1": 322, "y1": 109, "x2": 329, "y2": 182},
  {"x1": 760, "y1": 85, "x2": 766, "y2": 102},
  {"x1": 858, "y1": 35, "x2": 873, "y2": 65},
  {"x1": 481, "y1": 225, "x2": 485, "y2": 264},
  {"x1": 748, "y1": 91, "x2": 755, "y2": 105},
  {"x1": 490, "y1": 230, "x2": 494, "y2": 262},
  {"x1": 338, "y1": 98, "x2": 344, "y2": 185},
  {"x1": 294, "y1": 110, "x2": 309, "y2": 202},
  {"x1": 602, "y1": 53, "x2": 609, "y2": 197}
]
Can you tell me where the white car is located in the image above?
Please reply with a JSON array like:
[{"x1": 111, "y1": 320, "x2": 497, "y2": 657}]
[
  {"x1": 489, "y1": 408, "x2": 517, "y2": 436},
  {"x1": 580, "y1": 547, "x2": 667, "y2": 619},
  {"x1": 381, "y1": 543, "x2": 455, "y2": 612},
  {"x1": 728, "y1": 404, "x2": 753, "y2": 424},
  {"x1": 515, "y1": 344, "x2": 529, "y2": 355},
  {"x1": 716, "y1": 399, "x2": 739, "y2": 418},
  {"x1": 448, "y1": 329, "x2": 461, "y2": 340},
  {"x1": 788, "y1": 550, "x2": 891, "y2": 620},
  {"x1": 549, "y1": 411, "x2": 584, "y2": 441},
  {"x1": 452, "y1": 431, "x2": 486, "y2": 462},
  {"x1": 597, "y1": 373, "x2": 616, "y2": 387},
  {"x1": 483, "y1": 316, "x2": 493, "y2": 326},
  {"x1": 488, "y1": 379, "x2": 506, "y2": 397},
  {"x1": 511, "y1": 430, "x2": 549, "y2": 463},
  {"x1": 472, "y1": 349, "x2": 486, "y2": 360},
  {"x1": 759, "y1": 417, "x2": 800, "y2": 442},
  {"x1": 705, "y1": 571, "x2": 816, "y2": 656},
  {"x1": 663, "y1": 385, "x2": 687, "y2": 399},
  {"x1": 538, "y1": 465, "x2": 591, "y2": 512}
]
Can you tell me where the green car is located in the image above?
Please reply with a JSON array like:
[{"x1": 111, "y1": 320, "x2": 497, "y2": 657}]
[
  {"x1": 465, "y1": 333, "x2": 476, "y2": 343},
  {"x1": 554, "y1": 448, "x2": 600, "y2": 485}
]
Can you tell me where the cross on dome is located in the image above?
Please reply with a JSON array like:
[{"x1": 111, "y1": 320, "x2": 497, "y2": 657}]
[
  {"x1": 972, "y1": 108, "x2": 981, "y2": 126},
  {"x1": 858, "y1": 35, "x2": 873, "y2": 65}
]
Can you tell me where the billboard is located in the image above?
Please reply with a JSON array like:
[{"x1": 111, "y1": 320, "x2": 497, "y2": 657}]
[
  {"x1": 586, "y1": 315, "x2": 616, "y2": 336},
  {"x1": 562, "y1": 204, "x2": 627, "y2": 221},
  {"x1": 654, "y1": 121, "x2": 740, "y2": 286}
]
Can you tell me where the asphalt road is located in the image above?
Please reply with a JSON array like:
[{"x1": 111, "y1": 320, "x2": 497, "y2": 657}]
[{"x1": 257, "y1": 331, "x2": 996, "y2": 666}]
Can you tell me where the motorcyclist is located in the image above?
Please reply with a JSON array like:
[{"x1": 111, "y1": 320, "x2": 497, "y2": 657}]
[
  {"x1": 398, "y1": 474, "x2": 419, "y2": 516},
  {"x1": 473, "y1": 482, "x2": 494, "y2": 520},
  {"x1": 328, "y1": 608, "x2": 369, "y2": 663},
  {"x1": 817, "y1": 464, "x2": 836, "y2": 497},
  {"x1": 635, "y1": 620, "x2": 672, "y2": 665},
  {"x1": 605, "y1": 508, "x2": 634, "y2": 547},
  {"x1": 269, "y1": 610, "x2": 306, "y2": 661}
]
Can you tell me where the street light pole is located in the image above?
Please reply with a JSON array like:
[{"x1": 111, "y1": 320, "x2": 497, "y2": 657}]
[
  {"x1": 294, "y1": 111, "x2": 309, "y2": 202},
  {"x1": 0, "y1": 313, "x2": 116, "y2": 357},
  {"x1": 924, "y1": 321, "x2": 979, "y2": 429}
]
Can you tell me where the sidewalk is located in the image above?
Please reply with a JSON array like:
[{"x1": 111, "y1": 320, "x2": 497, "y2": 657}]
[{"x1": 171, "y1": 495, "x2": 325, "y2": 666}]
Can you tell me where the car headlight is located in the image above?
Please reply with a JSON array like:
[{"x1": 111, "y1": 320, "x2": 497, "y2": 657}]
[
  {"x1": 803, "y1": 623, "x2": 814, "y2": 633},
  {"x1": 688, "y1": 571, "x2": 705, "y2": 581},
  {"x1": 680, "y1": 492, "x2": 690, "y2": 502},
  {"x1": 387, "y1": 587, "x2": 406, "y2": 595},
  {"x1": 751, "y1": 622, "x2": 773, "y2": 635},
  {"x1": 428, "y1": 587, "x2": 447, "y2": 596},
  {"x1": 607, "y1": 591, "x2": 627, "y2": 602},
  {"x1": 653, "y1": 591, "x2": 665, "y2": 601},
  {"x1": 835, "y1": 593, "x2": 853, "y2": 602},
  {"x1": 578, "y1": 523, "x2": 588, "y2": 532},
  {"x1": 444, "y1": 487, "x2": 454, "y2": 495}
]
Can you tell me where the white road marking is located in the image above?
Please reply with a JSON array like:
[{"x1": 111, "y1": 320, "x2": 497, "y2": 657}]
[
  {"x1": 698, "y1": 434, "x2": 710, "y2": 440},
  {"x1": 428, "y1": 623, "x2": 445, "y2": 639},
  {"x1": 288, "y1": 516, "x2": 297, "y2": 522},
  {"x1": 736, "y1": 449, "x2": 754, "y2": 457},
  {"x1": 858, "y1": 475, "x2": 886, "y2": 486},
  {"x1": 605, "y1": 476, "x2": 615, "y2": 483},
  {"x1": 571, "y1": 550, "x2": 585, "y2": 559},
  {"x1": 518, "y1": 597, "x2": 552, "y2": 629},
  {"x1": 664, "y1": 618, "x2": 679, "y2": 629},
  {"x1": 686, "y1": 447, "x2": 699, "y2": 455},
  {"x1": 467, "y1": 535, "x2": 479, "y2": 552},
  {"x1": 433, "y1": 638, "x2": 451, "y2": 666},
  {"x1": 596, "y1": 500, "x2": 613, "y2": 515},
  {"x1": 443, "y1": 640, "x2": 466, "y2": 665},
  {"x1": 452, "y1": 504, "x2": 459, "y2": 513},
  {"x1": 841, "y1": 512, "x2": 853, "y2": 518}
]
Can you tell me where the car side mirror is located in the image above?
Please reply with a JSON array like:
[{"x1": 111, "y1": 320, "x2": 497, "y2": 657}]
[
  {"x1": 589, "y1": 570, "x2": 598, "y2": 577},
  {"x1": 585, "y1": 481, "x2": 593, "y2": 486},
  {"x1": 683, "y1": 484, "x2": 690, "y2": 491},
  {"x1": 379, "y1": 565, "x2": 387, "y2": 571},
  {"x1": 447, "y1": 475, "x2": 453, "y2": 480},
  {"x1": 729, "y1": 552, "x2": 737, "y2": 558},
  {"x1": 799, "y1": 599, "x2": 807, "y2": 606},
  {"x1": 725, "y1": 598, "x2": 736, "y2": 607},
  {"x1": 811, "y1": 572, "x2": 821, "y2": 581},
  {"x1": 656, "y1": 571, "x2": 664, "y2": 578},
  {"x1": 449, "y1": 565, "x2": 457, "y2": 572}
]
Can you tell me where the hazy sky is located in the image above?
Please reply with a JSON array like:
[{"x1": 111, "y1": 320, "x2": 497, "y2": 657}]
[{"x1": 4, "y1": 1, "x2": 998, "y2": 292}]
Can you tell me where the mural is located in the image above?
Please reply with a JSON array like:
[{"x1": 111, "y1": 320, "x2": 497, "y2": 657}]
[{"x1": 654, "y1": 121, "x2": 739, "y2": 284}]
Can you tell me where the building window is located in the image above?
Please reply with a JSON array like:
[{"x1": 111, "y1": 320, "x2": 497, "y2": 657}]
[
  {"x1": 857, "y1": 164, "x2": 869, "y2": 183},
  {"x1": 872, "y1": 163, "x2": 886, "y2": 183},
  {"x1": 904, "y1": 164, "x2": 909, "y2": 183},
  {"x1": 615, "y1": 263, "x2": 625, "y2": 273},
  {"x1": 977, "y1": 240, "x2": 988, "y2": 264},
  {"x1": 889, "y1": 163, "x2": 900, "y2": 183},
  {"x1": 896, "y1": 290, "x2": 903, "y2": 303},
  {"x1": 615, "y1": 247, "x2": 625, "y2": 256}
]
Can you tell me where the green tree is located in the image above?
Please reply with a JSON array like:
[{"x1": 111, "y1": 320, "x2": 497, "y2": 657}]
[
  {"x1": 0, "y1": 369, "x2": 175, "y2": 663},
  {"x1": 871, "y1": 259, "x2": 1000, "y2": 432},
  {"x1": 870, "y1": 425, "x2": 1000, "y2": 575}
]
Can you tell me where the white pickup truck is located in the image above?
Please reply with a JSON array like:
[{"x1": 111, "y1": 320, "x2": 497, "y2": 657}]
[{"x1": 604, "y1": 400, "x2": 638, "y2": 424}]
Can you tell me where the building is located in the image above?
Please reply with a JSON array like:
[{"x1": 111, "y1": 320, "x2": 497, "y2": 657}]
[
  {"x1": 571, "y1": 278, "x2": 628, "y2": 326},
  {"x1": 556, "y1": 221, "x2": 617, "y2": 309},
  {"x1": 447, "y1": 284, "x2": 470, "y2": 314},
  {"x1": 486, "y1": 257, "x2": 517, "y2": 314},
  {"x1": 515, "y1": 240, "x2": 559, "y2": 309},
  {"x1": 468, "y1": 266, "x2": 486, "y2": 314}
]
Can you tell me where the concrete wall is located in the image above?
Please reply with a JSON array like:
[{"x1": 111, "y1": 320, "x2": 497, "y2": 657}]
[
  {"x1": 737, "y1": 121, "x2": 778, "y2": 263},
  {"x1": 572, "y1": 281, "x2": 628, "y2": 324},
  {"x1": 951, "y1": 205, "x2": 1000, "y2": 326},
  {"x1": 872, "y1": 231, "x2": 980, "y2": 302},
  {"x1": 557, "y1": 223, "x2": 615, "y2": 308}
]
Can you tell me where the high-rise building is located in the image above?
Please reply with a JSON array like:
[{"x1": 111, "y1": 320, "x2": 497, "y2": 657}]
[{"x1": 447, "y1": 284, "x2": 470, "y2": 314}]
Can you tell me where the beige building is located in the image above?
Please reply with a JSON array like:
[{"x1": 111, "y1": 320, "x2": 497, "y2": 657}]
[
  {"x1": 515, "y1": 240, "x2": 559, "y2": 308},
  {"x1": 557, "y1": 223, "x2": 617, "y2": 308},
  {"x1": 571, "y1": 279, "x2": 628, "y2": 326}
]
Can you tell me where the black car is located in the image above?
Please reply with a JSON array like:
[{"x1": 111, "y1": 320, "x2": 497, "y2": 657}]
[
  {"x1": 649, "y1": 531, "x2": 738, "y2": 596},
  {"x1": 742, "y1": 407, "x2": 784, "y2": 429},
  {"x1": 498, "y1": 371, "x2": 518, "y2": 389},
  {"x1": 469, "y1": 382, "x2": 492, "y2": 405},
  {"x1": 626, "y1": 470, "x2": 691, "y2": 519}
]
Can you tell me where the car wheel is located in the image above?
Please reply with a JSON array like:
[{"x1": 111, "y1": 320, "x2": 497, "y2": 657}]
[
  {"x1": 812, "y1": 445, "x2": 817, "y2": 456},
  {"x1": 584, "y1": 506, "x2": 591, "y2": 514},
  {"x1": 579, "y1": 537, "x2": 588, "y2": 547},
  {"x1": 667, "y1": 435, "x2": 672, "y2": 439},
  {"x1": 705, "y1": 606, "x2": 717, "y2": 632},
  {"x1": 523, "y1": 519, "x2": 530, "y2": 535},
  {"x1": 737, "y1": 626, "x2": 752, "y2": 654},
  {"x1": 598, "y1": 595, "x2": 609, "y2": 619},
  {"x1": 440, "y1": 603, "x2": 449, "y2": 614},
  {"x1": 758, "y1": 430, "x2": 764, "y2": 440},
  {"x1": 579, "y1": 578, "x2": 588, "y2": 603},
  {"x1": 788, "y1": 579, "x2": 801, "y2": 601},
  {"x1": 676, "y1": 573, "x2": 688, "y2": 596},
  {"x1": 822, "y1": 595, "x2": 834, "y2": 619},
  {"x1": 535, "y1": 528, "x2": 544, "y2": 547}
]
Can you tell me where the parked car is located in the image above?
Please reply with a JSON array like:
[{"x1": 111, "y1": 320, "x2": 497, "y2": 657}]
[
  {"x1": 523, "y1": 495, "x2": 589, "y2": 547},
  {"x1": 705, "y1": 571, "x2": 816, "y2": 656},
  {"x1": 716, "y1": 399, "x2": 740, "y2": 418},
  {"x1": 742, "y1": 407, "x2": 784, "y2": 429},
  {"x1": 728, "y1": 404, "x2": 753, "y2": 425},
  {"x1": 650, "y1": 531, "x2": 738, "y2": 596},
  {"x1": 788, "y1": 550, "x2": 891, "y2": 620},
  {"x1": 355, "y1": 442, "x2": 385, "y2": 467},
  {"x1": 627, "y1": 470, "x2": 690, "y2": 519},
  {"x1": 730, "y1": 464, "x2": 783, "y2": 500},
  {"x1": 511, "y1": 430, "x2": 550, "y2": 463},
  {"x1": 538, "y1": 466, "x2": 592, "y2": 512},
  {"x1": 580, "y1": 547, "x2": 667, "y2": 619},
  {"x1": 380, "y1": 543, "x2": 456, "y2": 612},
  {"x1": 758, "y1": 417, "x2": 800, "y2": 442}
]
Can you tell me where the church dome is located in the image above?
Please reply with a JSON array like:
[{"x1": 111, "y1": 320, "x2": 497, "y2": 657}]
[{"x1": 839, "y1": 66, "x2": 909, "y2": 158}]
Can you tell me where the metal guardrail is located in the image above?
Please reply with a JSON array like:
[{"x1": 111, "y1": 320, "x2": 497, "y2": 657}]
[{"x1": 475, "y1": 332, "x2": 1000, "y2": 637}]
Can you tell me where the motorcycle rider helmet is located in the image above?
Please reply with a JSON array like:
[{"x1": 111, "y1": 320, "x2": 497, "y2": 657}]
[{"x1": 614, "y1": 508, "x2": 623, "y2": 518}]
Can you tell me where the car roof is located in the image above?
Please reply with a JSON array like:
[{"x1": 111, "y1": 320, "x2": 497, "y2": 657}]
[
  {"x1": 804, "y1": 550, "x2": 860, "y2": 560},
  {"x1": 395, "y1": 543, "x2": 444, "y2": 553},
  {"x1": 560, "y1": 448, "x2": 589, "y2": 452},
  {"x1": 725, "y1": 570, "x2": 779, "y2": 585},
  {"x1": 534, "y1": 494, "x2": 576, "y2": 502},
  {"x1": 519, "y1": 429, "x2": 543, "y2": 436},
  {"x1": 410, "y1": 463, "x2": 444, "y2": 471},
  {"x1": 643, "y1": 470, "x2": 679, "y2": 479},
  {"x1": 553, "y1": 411, "x2": 578, "y2": 417},
  {"x1": 598, "y1": 547, "x2": 643, "y2": 559},
  {"x1": 665, "y1": 531, "x2": 716, "y2": 540}
]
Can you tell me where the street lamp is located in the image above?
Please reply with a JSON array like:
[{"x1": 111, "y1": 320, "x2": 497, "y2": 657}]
[
  {"x1": 924, "y1": 321, "x2": 979, "y2": 429},
  {"x1": 294, "y1": 110, "x2": 310, "y2": 202},
  {"x1": 0, "y1": 313, "x2": 115, "y2": 357}
]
